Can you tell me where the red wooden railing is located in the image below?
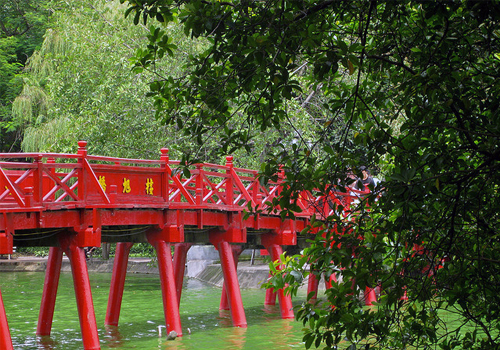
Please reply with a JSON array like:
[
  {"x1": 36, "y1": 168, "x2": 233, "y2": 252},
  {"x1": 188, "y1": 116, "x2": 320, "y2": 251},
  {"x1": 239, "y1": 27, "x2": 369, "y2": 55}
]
[
  {"x1": 0, "y1": 141, "x2": 368, "y2": 216},
  {"x1": 0, "y1": 141, "x2": 375, "y2": 350}
]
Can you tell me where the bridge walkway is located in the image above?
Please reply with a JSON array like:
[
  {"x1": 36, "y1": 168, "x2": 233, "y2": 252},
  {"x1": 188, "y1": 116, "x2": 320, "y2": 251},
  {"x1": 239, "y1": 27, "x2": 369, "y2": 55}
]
[{"x1": 0, "y1": 141, "x2": 364, "y2": 350}]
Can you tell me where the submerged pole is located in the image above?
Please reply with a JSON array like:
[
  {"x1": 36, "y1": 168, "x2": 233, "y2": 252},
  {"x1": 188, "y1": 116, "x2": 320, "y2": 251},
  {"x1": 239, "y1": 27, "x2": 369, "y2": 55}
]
[
  {"x1": 220, "y1": 245, "x2": 243, "y2": 311},
  {"x1": 155, "y1": 240, "x2": 183, "y2": 336},
  {"x1": 64, "y1": 242, "x2": 100, "y2": 350},
  {"x1": 307, "y1": 272, "x2": 320, "y2": 302},
  {"x1": 173, "y1": 243, "x2": 192, "y2": 306},
  {"x1": 267, "y1": 244, "x2": 294, "y2": 319},
  {"x1": 106, "y1": 242, "x2": 134, "y2": 326},
  {"x1": 0, "y1": 287, "x2": 13, "y2": 350},
  {"x1": 218, "y1": 241, "x2": 247, "y2": 327},
  {"x1": 264, "y1": 275, "x2": 278, "y2": 306},
  {"x1": 37, "y1": 246, "x2": 64, "y2": 336}
]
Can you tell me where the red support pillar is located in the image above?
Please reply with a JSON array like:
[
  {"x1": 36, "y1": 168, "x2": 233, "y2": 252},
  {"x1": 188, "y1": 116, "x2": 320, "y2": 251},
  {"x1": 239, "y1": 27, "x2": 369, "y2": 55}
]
[
  {"x1": 173, "y1": 243, "x2": 192, "y2": 306},
  {"x1": 0, "y1": 287, "x2": 13, "y2": 350},
  {"x1": 267, "y1": 244, "x2": 294, "y2": 319},
  {"x1": 154, "y1": 241, "x2": 182, "y2": 336},
  {"x1": 220, "y1": 245, "x2": 243, "y2": 311},
  {"x1": 105, "y1": 242, "x2": 134, "y2": 326},
  {"x1": 400, "y1": 287, "x2": 408, "y2": 301},
  {"x1": 218, "y1": 241, "x2": 247, "y2": 327},
  {"x1": 307, "y1": 272, "x2": 320, "y2": 302},
  {"x1": 365, "y1": 287, "x2": 377, "y2": 306},
  {"x1": 325, "y1": 272, "x2": 337, "y2": 290},
  {"x1": 37, "y1": 246, "x2": 64, "y2": 336},
  {"x1": 264, "y1": 275, "x2": 277, "y2": 306},
  {"x1": 63, "y1": 241, "x2": 100, "y2": 350}
]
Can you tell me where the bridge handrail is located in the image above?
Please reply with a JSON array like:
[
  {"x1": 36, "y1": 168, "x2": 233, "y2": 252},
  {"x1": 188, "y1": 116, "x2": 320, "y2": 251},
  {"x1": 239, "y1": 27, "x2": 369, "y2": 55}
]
[
  {"x1": 0, "y1": 142, "x2": 370, "y2": 218},
  {"x1": 0, "y1": 152, "x2": 80, "y2": 160}
]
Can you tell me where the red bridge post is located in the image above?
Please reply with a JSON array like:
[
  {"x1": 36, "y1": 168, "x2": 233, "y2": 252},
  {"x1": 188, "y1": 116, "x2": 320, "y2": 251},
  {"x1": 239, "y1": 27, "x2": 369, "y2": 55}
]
[
  {"x1": 307, "y1": 272, "x2": 320, "y2": 303},
  {"x1": 0, "y1": 287, "x2": 13, "y2": 350},
  {"x1": 77, "y1": 141, "x2": 88, "y2": 202},
  {"x1": 266, "y1": 244, "x2": 294, "y2": 319},
  {"x1": 146, "y1": 227, "x2": 183, "y2": 337},
  {"x1": 264, "y1": 283, "x2": 278, "y2": 307},
  {"x1": 105, "y1": 242, "x2": 134, "y2": 326},
  {"x1": 217, "y1": 240, "x2": 247, "y2": 327},
  {"x1": 173, "y1": 243, "x2": 192, "y2": 306},
  {"x1": 152, "y1": 240, "x2": 182, "y2": 336},
  {"x1": 220, "y1": 245, "x2": 243, "y2": 311},
  {"x1": 261, "y1": 221, "x2": 297, "y2": 319},
  {"x1": 61, "y1": 235, "x2": 100, "y2": 350},
  {"x1": 365, "y1": 287, "x2": 377, "y2": 306},
  {"x1": 37, "y1": 246, "x2": 64, "y2": 336}
]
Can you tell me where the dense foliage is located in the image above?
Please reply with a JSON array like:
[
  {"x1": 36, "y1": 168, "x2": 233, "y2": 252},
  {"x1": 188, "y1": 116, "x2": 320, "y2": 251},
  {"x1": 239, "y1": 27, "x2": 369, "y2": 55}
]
[
  {"x1": 13, "y1": 0, "x2": 319, "y2": 168},
  {"x1": 123, "y1": 0, "x2": 500, "y2": 349},
  {"x1": 0, "y1": 0, "x2": 50, "y2": 152},
  {"x1": 11, "y1": 0, "x2": 179, "y2": 158}
]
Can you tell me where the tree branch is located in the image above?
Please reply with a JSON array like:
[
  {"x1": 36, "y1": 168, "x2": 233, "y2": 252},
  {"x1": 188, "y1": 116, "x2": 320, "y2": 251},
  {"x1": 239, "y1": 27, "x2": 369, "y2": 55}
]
[{"x1": 366, "y1": 54, "x2": 416, "y2": 75}]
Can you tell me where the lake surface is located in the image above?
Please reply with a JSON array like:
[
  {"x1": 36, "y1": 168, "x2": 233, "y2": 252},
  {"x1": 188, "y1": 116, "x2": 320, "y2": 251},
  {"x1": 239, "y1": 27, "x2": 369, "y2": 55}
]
[{"x1": 2, "y1": 271, "x2": 308, "y2": 349}]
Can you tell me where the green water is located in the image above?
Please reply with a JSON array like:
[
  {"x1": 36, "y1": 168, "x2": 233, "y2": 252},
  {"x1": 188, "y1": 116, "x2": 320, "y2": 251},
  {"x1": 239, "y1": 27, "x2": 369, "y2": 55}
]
[{"x1": 2, "y1": 272, "x2": 307, "y2": 349}]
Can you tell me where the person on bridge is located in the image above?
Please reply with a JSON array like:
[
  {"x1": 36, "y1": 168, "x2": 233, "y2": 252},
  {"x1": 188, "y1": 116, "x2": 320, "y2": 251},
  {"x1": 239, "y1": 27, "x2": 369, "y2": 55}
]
[{"x1": 355, "y1": 166, "x2": 375, "y2": 191}]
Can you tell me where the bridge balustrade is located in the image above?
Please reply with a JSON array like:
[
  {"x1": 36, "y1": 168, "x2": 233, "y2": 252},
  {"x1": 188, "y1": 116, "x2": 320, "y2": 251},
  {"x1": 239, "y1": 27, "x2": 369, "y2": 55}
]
[
  {"x1": 0, "y1": 141, "x2": 323, "y2": 214},
  {"x1": 0, "y1": 141, "x2": 371, "y2": 350}
]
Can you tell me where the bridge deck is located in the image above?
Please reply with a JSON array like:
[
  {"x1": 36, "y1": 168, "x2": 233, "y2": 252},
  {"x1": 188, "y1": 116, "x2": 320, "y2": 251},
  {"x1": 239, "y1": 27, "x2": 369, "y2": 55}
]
[{"x1": 0, "y1": 141, "x2": 368, "y2": 350}]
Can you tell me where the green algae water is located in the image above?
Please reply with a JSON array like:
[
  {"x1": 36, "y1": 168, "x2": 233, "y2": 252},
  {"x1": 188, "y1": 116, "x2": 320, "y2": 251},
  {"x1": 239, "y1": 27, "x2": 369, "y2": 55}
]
[{"x1": 2, "y1": 271, "x2": 307, "y2": 349}]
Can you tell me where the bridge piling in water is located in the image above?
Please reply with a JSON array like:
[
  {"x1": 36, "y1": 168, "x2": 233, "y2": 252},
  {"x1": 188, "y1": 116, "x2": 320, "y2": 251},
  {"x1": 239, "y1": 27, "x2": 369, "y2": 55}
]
[
  {"x1": 261, "y1": 222, "x2": 297, "y2": 318},
  {"x1": 219, "y1": 245, "x2": 243, "y2": 311},
  {"x1": 264, "y1": 283, "x2": 278, "y2": 307},
  {"x1": 37, "y1": 246, "x2": 64, "y2": 336},
  {"x1": 217, "y1": 240, "x2": 247, "y2": 328},
  {"x1": 105, "y1": 242, "x2": 134, "y2": 326},
  {"x1": 0, "y1": 287, "x2": 13, "y2": 350},
  {"x1": 61, "y1": 236, "x2": 101, "y2": 350},
  {"x1": 266, "y1": 244, "x2": 294, "y2": 319},
  {"x1": 173, "y1": 243, "x2": 192, "y2": 306},
  {"x1": 150, "y1": 239, "x2": 183, "y2": 336}
]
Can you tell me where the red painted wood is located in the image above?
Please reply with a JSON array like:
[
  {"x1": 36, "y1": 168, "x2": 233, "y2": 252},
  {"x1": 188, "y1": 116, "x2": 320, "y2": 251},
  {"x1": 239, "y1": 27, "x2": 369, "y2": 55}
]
[
  {"x1": 0, "y1": 141, "x2": 373, "y2": 347},
  {"x1": 325, "y1": 272, "x2": 337, "y2": 290},
  {"x1": 365, "y1": 287, "x2": 377, "y2": 306},
  {"x1": 220, "y1": 245, "x2": 243, "y2": 311},
  {"x1": 173, "y1": 243, "x2": 192, "y2": 306},
  {"x1": 307, "y1": 272, "x2": 320, "y2": 302},
  {"x1": 37, "y1": 247, "x2": 64, "y2": 336},
  {"x1": 264, "y1": 279, "x2": 277, "y2": 306},
  {"x1": 62, "y1": 237, "x2": 100, "y2": 350},
  {"x1": 267, "y1": 244, "x2": 294, "y2": 319},
  {"x1": 106, "y1": 242, "x2": 134, "y2": 326},
  {"x1": 217, "y1": 241, "x2": 247, "y2": 328},
  {"x1": 0, "y1": 287, "x2": 13, "y2": 350},
  {"x1": 152, "y1": 240, "x2": 183, "y2": 337}
]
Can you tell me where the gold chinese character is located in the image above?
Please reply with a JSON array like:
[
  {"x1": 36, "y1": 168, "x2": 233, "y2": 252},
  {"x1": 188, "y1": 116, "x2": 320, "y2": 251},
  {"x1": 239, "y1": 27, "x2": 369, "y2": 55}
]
[
  {"x1": 98, "y1": 176, "x2": 106, "y2": 192},
  {"x1": 123, "y1": 178, "x2": 131, "y2": 193},
  {"x1": 145, "y1": 178, "x2": 154, "y2": 195}
]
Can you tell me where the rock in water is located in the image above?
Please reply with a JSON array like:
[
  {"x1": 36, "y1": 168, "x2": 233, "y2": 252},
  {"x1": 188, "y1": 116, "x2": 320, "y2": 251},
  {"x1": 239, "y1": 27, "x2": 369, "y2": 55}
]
[{"x1": 167, "y1": 331, "x2": 178, "y2": 340}]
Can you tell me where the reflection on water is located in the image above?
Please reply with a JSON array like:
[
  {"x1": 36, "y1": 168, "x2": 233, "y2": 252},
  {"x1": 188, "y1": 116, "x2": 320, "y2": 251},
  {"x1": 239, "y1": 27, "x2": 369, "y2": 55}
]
[{"x1": 1, "y1": 271, "x2": 307, "y2": 349}]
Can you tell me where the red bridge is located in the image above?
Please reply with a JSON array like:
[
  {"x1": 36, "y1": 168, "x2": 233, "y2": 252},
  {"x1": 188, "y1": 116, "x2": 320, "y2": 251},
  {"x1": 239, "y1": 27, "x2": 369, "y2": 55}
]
[{"x1": 0, "y1": 141, "x2": 363, "y2": 350}]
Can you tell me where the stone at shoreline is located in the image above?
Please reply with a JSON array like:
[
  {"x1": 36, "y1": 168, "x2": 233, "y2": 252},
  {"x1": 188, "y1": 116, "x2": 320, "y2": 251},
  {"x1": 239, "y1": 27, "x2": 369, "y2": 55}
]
[{"x1": 0, "y1": 255, "x2": 272, "y2": 289}]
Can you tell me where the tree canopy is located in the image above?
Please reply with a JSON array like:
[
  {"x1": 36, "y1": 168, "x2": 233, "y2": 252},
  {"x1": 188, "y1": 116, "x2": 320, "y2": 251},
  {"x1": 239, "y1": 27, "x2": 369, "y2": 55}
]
[
  {"x1": 13, "y1": 0, "x2": 319, "y2": 167},
  {"x1": 123, "y1": 0, "x2": 500, "y2": 349},
  {"x1": 0, "y1": 0, "x2": 50, "y2": 152}
]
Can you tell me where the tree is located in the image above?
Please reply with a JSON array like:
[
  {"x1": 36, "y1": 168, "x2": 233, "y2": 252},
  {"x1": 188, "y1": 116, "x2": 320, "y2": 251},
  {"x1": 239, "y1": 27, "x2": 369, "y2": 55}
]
[
  {"x1": 0, "y1": 0, "x2": 50, "y2": 152},
  {"x1": 13, "y1": 0, "x2": 318, "y2": 167},
  {"x1": 123, "y1": 0, "x2": 500, "y2": 349},
  {"x1": 12, "y1": 0, "x2": 172, "y2": 158}
]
